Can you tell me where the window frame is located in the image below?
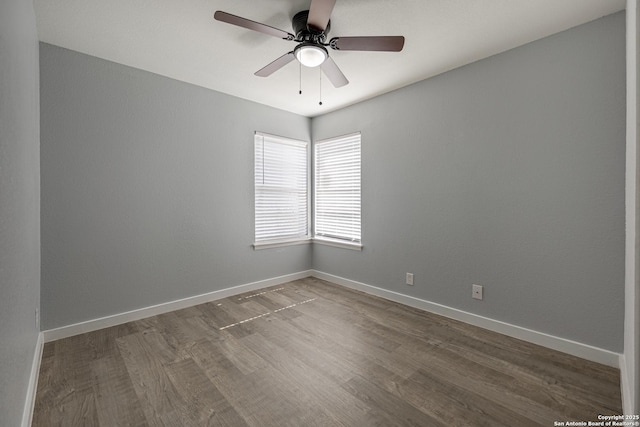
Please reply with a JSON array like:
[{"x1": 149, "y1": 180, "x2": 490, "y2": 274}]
[
  {"x1": 253, "y1": 132, "x2": 311, "y2": 249},
  {"x1": 313, "y1": 132, "x2": 362, "y2": 251}
]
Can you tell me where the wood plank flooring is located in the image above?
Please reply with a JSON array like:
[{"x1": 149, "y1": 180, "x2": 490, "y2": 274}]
[{"x1": 33, "y1": 278, "x2": 622, "y2": 426}]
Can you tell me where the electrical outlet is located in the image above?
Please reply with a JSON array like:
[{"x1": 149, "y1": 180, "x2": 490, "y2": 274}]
[
  {"x1": 472, "y1": 284, "x2": 483, "y2": 300},
  {"x1": 35, "y1": 308, "x2": 40, "y2": 328},
  {"x1": 406, "y1": 273, "x2": 414, "y2": 286}
]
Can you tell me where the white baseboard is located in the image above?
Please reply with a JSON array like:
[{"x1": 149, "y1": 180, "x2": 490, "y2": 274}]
[
  {"x1": 28, "y1": 270, "x2": 630, "y2": 422},
  {"x1": 619, "y1": 353, "x2": 635, "y2": 415},
  {"x1": 42, "y1": 268, "x2": 622, "y2": 369},
  {"x1": 22, "y1": 332, "x2": 43, "y2": 427},
  {"x1": 311, "y1": 270, "x2": 621, "y2": 368},
  {"x1": 42, "y1": 270, "x2": 313, "y2": 342}
]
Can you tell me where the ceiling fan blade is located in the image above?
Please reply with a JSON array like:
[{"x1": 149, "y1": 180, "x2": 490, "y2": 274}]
[
  {"x1": 307, "y1": 0, "x2": 336, "y2": 32},
  {"x1": 330, "y1": 36, "x2": 405, "y2": 52},
  {"x1": 321, "y1": 57, "x2": 348, "y2": 88},
  {"x1": 255, "y1": 52, "x2": 296, "y2": 77},
  {"x1": 214, "y1": 11, "x2": 295, "y2": 40}
]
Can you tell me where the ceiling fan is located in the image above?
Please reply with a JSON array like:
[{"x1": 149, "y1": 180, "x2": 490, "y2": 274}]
[{"x1": 214, "y1": 0, "x2": 405, "y2": 88}]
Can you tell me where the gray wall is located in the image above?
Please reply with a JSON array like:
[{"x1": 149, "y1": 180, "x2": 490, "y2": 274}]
[
  {"x1": 40, "y1": 44, "x2": 311, "y2": 329},
  {"x1": 311, "y1": 13, "x2": 626, "y2": 352},
  {"x1": 0, "y1": 0, "x2": 41, "y2": 424},
  {"x1": 40, "y1": 13, "x2": 626, "y2": 353}
]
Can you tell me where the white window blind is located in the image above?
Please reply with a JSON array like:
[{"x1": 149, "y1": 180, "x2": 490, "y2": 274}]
[
  {"x1": 314, "y1": 132, "x2": 361, "y2": 243},
  {"x1": 254, "y1": 132, "x2": 309, "y2": 243}
]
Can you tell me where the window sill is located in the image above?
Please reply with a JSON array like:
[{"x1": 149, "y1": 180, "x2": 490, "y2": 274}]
[
  {"x1": 312, "y1": 237, "x2": 363, "y2": 251},
  {"x1": 253, "y1": 237, "x2": 362, "y2": 251},
  {"x1": 253, "y1": 238, "x2": 312, "y2": 250}
]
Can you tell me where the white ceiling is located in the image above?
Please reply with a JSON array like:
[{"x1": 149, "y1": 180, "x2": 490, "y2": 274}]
[{"x1": 35, "y1": 0, "x2": 625, "y2": 117}]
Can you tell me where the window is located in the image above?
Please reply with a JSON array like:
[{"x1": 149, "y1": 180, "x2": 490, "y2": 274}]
[
  {"x1": 314, "y1": 132, "x2": 361, "y2": 245},
  {"x1": 254, "y1": 132, "x2": 309, "y2": 246}
]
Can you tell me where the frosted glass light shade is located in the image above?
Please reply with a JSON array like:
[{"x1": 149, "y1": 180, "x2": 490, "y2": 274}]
[{"x1": 295, "y1": 44, "x2": 327, "y2": 68}]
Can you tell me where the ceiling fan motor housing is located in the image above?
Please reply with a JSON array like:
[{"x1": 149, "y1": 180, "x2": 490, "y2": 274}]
[{"x1": 293, "y1": 10, "x2": 330, "y2": 42}]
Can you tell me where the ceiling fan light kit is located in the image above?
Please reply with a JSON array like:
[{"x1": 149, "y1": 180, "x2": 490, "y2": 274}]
[
  {"x1": 214, "y1": 0, "x2": 405, "y2": 93},
  {"x1": 294, "y1": 43, "x2": 328, "y2": 68}
]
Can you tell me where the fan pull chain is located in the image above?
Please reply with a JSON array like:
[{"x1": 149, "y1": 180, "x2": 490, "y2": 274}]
[
  {"x1": 299, "y1": 61, "x2": 302, "y2": 95},
  {"x1": 319, "y1": 68, "x2": 323, "y2": 106}
]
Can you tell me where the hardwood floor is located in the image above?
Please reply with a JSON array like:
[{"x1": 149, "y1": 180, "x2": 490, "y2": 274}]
[{"x1": 33, "y1": 278, "x2": 622, "y2": 426}]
